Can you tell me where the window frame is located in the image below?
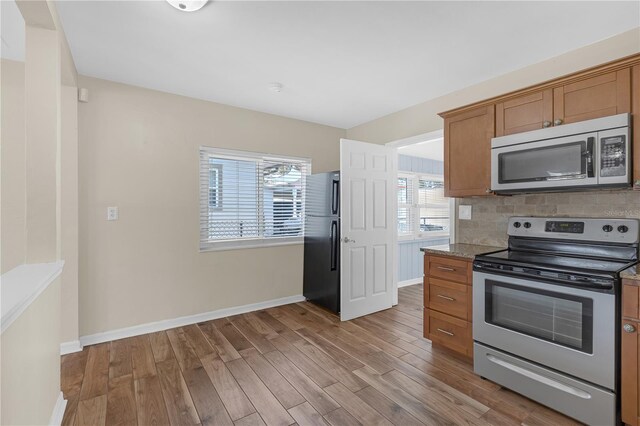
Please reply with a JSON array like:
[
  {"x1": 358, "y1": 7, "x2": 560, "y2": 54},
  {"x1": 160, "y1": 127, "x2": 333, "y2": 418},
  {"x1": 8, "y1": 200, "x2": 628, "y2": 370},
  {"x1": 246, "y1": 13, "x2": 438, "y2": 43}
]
[
  {"x1": 199, "y1": 146, "x2": 311, "y2": 252},
  {"x1": 397, "y1": 171, "x2": 452, "y2": 242}
]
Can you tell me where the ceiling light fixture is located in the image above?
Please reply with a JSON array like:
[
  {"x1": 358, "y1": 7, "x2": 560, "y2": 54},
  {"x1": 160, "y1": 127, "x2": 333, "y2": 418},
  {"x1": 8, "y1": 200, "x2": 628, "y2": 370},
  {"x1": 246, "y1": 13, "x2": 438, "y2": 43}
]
[{"x1": 166, "y1": 0, "x2": 208, "y2": 12}]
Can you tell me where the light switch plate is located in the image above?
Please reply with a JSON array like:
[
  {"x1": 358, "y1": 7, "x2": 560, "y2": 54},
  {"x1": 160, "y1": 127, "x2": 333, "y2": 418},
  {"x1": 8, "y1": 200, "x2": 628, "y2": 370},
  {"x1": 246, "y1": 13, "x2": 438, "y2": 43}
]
[
  {"x1": 459, "y1": 205, "x2": 472, "y2": 220},
  {"x1": 107, "y1": 206, "x2": 119, "y2": 221}
]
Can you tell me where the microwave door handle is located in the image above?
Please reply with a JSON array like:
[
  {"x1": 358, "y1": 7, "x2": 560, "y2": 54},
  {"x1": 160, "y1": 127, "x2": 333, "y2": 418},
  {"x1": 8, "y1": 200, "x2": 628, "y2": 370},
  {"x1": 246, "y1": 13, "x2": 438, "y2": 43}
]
[{"x1": 585, "y1": 137, "x2": 595, "y2": 178}]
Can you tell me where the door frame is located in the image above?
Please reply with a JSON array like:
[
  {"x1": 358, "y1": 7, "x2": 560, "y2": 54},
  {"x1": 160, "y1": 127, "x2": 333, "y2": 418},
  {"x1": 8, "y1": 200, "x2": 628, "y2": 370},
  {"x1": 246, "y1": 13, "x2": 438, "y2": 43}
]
[{"x1": 386, "y1": 129, "x2": 454, "y2": 305}]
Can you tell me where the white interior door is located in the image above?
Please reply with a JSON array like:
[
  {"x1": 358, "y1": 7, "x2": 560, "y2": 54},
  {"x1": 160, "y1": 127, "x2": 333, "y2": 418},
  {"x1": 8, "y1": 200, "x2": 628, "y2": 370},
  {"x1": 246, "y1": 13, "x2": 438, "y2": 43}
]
[{"x1": 340, "y1": 138, "x2": 397, "y2": 321}]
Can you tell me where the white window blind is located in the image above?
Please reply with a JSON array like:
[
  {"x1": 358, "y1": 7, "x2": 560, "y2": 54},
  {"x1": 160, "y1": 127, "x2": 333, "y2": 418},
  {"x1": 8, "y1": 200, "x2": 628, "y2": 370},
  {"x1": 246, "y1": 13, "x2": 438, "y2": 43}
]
[
  {"x1": 397, "y1": 176, "x2": 414, "y2": 236},
  {"x1": 199, "y1": 146, "x2": 311, "y2": 251},
  {"x1": 417, "y1": 178, "x2": 450, "y2": 235},
  {"x1": 397, "y1": 173, "x2": 450, "y2": 240}
]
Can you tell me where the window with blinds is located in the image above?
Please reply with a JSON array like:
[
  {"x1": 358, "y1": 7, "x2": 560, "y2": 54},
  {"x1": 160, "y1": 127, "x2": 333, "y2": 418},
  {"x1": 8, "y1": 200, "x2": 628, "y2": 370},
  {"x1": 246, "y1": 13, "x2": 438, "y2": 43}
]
[
  {"x1": 199, "y1": 146, "x2": 311, "y2": 251},
  {"x1": 397, "y1": 173, "x2": 450, "y2": 239}
]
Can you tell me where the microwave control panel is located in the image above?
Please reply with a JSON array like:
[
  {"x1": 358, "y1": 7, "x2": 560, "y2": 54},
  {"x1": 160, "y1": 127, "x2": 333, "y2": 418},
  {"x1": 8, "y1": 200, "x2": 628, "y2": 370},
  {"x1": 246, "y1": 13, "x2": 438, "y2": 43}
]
[{"x1": 600, "y1": 135, "x2": 626, "y2": 177}]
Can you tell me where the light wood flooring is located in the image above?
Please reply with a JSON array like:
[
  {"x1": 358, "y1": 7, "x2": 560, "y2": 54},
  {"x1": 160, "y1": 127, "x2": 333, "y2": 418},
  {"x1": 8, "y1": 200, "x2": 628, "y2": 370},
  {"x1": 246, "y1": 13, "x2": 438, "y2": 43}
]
[{"x1": 60, "y1": 284, "x2": 579, "y2": 426}]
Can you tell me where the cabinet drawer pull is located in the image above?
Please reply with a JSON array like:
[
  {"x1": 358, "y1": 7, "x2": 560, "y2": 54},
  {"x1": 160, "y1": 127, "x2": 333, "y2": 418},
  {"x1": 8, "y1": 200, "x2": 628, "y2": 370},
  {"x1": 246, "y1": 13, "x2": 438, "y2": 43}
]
[
  {"x1": 436, "y1": 294, "x2": 455, "y2": 301},
  {"x1": 436, "y1": 266, "x2": 455, "y2": 272},
  {"x1": 624, "y1": 323, "x2": 636, "y2": 333},
  {"x1": 436, "y1": 328, "x2": 454, "y2": 336}
]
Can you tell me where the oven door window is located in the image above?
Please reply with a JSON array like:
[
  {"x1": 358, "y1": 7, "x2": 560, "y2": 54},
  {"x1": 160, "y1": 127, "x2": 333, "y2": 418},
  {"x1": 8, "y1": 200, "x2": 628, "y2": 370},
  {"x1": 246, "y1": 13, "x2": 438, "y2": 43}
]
[
  {"x1": 485, "y1": 280, "x2": 593, "y2": 353},
  {"x1": 498, "y1": 141, "x2": 587, "y2": 184}
]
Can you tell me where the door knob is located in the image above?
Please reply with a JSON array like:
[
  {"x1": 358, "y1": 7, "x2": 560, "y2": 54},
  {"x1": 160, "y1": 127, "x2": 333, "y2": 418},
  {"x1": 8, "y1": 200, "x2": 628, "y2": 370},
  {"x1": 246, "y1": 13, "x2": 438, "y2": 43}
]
[
  {"x1": 624, "y1": 323, "x2": 636, "y2": 333},
  {"x1": 554, "y1": 119, "x2": 563, "y2": 126},
  {"x1": 542, "y1": 121, "x2": 551, "y2": 128},
  {"x1": 342, "y1": 237, "x2": 356, "y2": 243}
]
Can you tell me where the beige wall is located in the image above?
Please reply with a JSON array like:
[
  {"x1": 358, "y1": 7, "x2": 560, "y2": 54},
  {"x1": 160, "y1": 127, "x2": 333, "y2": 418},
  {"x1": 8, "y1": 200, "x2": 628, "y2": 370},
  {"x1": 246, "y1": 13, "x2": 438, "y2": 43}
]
[
  {"x1": 1, "y1": 278, "x2": 61, "y2": 425},
  {"x1": 61, "y1": 85, "x2": 79, "y2": 342},
  {"x1": 78, "y1": 76, "x2": 345, "y2": 336},
  {"x1": 1, "y1": 59, "x2": 26, "y2": 274},
  {"x1": 346, "y1": 28, "x2": 640, "y2": 144}
]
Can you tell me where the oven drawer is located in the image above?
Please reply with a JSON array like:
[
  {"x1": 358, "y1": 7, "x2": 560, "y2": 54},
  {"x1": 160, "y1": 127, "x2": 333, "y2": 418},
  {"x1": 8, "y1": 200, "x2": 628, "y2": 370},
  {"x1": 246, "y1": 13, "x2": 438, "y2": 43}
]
[
  {"x1": 427, "y1": 255, "x2": 470, "y2": 284},
  {"x1": 427, "y1": 278, "x2": 469, "y2": 320},
  {"x1": 474, "y1": 343, "x2": 615, "y2": 426},
  {"x1": 425, "y1": 309, "x2": 472, "y2": 357}
]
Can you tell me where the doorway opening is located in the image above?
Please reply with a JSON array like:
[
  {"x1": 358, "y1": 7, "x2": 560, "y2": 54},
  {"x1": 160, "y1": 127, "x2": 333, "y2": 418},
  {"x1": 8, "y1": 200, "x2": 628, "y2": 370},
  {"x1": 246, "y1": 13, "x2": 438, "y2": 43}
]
[{"x1": 387, "y1": 130, "x2": 454, "y2": 288}]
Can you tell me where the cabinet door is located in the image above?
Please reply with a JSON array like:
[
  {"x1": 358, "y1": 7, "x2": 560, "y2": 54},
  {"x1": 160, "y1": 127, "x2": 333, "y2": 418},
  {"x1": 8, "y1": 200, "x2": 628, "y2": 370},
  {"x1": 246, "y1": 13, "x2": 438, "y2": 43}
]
[
  {"x1": 621, "y1": 319, "x2": 639, "y2": 426},
  {"x1": 553, "y1": 68, "x2": 631, "y2": 125},
  {"x1": 496, "y1": 89, "x2": 553, "y2": 136},
  {"x1": 444, "y1": 105, "x2": 495, "y2": 197},
  {"x1": 632, "y1": 65, "x2": 640, "y2": 189}
]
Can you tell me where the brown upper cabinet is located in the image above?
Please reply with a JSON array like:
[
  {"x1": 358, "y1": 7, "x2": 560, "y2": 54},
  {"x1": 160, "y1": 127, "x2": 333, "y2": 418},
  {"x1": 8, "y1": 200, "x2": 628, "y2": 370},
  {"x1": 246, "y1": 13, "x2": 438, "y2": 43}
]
[
  {"x1": 553, "y1": 69, "x2": 631, "y2": 125},
  {"x1": 633, "y1": 65, "x2": 640, "y2": 187},
  {"x1": 443, "y1": 105, "x2": 494, "y2": 197},
  {"x1": 496, "y1": 89, "x2": 553, "y2": 136},
  {"x1": 440, "y1": 54, "x2": 640, "y2": 196}
]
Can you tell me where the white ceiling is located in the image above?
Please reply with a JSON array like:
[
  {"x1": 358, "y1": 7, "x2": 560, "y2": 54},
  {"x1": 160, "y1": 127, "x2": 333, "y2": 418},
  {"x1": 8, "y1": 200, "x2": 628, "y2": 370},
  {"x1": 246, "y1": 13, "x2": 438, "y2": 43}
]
[
  {"x1": 1, "y1": 0, "x2": 25, "y2": 62},
  {"x1": 6, "y1": 1, "x2": 640, "y2": 129}
]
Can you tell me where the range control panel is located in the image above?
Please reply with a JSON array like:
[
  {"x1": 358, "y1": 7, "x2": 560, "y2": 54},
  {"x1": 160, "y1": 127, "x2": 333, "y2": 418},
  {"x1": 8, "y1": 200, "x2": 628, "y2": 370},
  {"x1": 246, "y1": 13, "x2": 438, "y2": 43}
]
[{"x1": 508, "y1": 217, "x2": 640, "y2": 244}]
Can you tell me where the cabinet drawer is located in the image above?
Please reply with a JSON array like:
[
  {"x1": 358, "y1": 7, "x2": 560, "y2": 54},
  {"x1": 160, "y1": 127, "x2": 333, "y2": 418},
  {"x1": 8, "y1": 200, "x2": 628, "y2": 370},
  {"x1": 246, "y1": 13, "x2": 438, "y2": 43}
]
[
  {"x1": 425, "y1": 309, "x2": 472, "y2": 357},
  {"x1": 426, "y1": 255, "x2": 470, "y2": 283},
  {"x1": 427, "y1": 278, "x2": 468, "y2": 320},
  {"x1": 624, "y1": 283, "x2": 640, "y2": 320}
]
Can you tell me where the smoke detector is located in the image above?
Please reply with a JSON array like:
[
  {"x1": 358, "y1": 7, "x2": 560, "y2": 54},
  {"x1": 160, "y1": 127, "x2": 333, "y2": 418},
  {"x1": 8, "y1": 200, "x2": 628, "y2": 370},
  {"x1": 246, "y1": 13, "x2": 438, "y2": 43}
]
[
  {"x1": 166, "y1": 0, "x2": 208, "y2": 12},
  {"x1": 268, "y1": 82, "x2": 284, "y2": 93}
]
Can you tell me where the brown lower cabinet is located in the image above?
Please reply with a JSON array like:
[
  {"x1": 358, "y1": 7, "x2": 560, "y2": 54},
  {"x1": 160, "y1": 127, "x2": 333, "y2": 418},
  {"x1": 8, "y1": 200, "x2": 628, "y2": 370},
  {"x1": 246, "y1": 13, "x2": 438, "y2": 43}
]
[
  {"x1": 423, "y1": 254, "x2": 473, "y2": 358},
  {"x1": 622, "y1": 279, "x2": 640, "y2": 425}
]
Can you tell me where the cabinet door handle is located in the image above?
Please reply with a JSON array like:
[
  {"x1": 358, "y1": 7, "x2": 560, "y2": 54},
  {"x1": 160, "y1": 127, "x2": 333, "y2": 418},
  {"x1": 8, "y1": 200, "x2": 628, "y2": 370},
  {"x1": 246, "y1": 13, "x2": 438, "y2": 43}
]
[
  {"x1": 542, "y1": 120, "x2": 551, "y2": 128},
  {"x1": 554, "y1": 118, "x2": 563, "y2": 126},
  {"x1": 624, "y1": 323, "x2": 636, "y2": 333},
  {"x1": 436, "y1": 328, "x2": 454, "y2": 336},
  {"x1": 436, "y1": 294, "x2": 455, "y2": 301},
  {"x1": 437, "y1": 266, "x2": 455, "y2": 272},
  {"x1": 485, "y1": 188, "x2": 493, "y2": 193}
]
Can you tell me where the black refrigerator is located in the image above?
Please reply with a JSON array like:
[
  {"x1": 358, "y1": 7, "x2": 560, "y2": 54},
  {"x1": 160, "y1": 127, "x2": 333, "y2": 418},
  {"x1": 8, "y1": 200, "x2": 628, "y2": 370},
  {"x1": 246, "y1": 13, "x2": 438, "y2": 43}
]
[{"x1": 303, "y1": 171, "x2": 340, "y2": 313}]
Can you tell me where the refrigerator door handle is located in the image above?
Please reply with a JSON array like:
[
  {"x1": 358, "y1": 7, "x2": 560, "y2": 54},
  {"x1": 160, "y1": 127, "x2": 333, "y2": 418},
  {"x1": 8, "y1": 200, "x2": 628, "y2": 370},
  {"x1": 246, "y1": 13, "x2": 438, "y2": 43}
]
[
  {"x1": 330, "y1": 220, "x2": 338, "y2": 271},
  {"x1": 331, "y1": 179, "x2": 340, "y2": 215}
]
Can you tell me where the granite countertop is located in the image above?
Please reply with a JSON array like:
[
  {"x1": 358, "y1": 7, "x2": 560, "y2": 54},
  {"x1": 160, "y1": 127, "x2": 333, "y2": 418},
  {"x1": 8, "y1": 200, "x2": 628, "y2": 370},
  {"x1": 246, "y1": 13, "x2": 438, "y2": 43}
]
[
  {"x1": 420, "y1": 243, "x2": 506, "y2": 260},
  {"x1": 622, "y1": 265, "x2": 640, "y2": 282}
]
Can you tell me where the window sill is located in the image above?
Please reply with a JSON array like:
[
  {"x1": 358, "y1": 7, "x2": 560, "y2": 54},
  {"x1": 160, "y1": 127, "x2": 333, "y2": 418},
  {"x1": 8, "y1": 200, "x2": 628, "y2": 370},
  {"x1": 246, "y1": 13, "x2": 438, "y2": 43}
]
[
  {"x1": 200, "y1": 237, "x2": 303, "y2": 252},
  {"x1": 398, "y1": 234, "x2": 450, "y2": 243}
]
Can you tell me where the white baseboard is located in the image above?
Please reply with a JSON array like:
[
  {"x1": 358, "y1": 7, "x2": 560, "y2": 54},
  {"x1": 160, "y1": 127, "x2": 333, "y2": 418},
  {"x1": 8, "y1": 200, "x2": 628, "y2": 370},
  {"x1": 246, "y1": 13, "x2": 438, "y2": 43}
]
[
  {"x1": 49, "y1": 392, "x2": 67, "y2": 426},
  {"x1": 398, "y1": 278, "x2": 422, "y2": 288},
  {"x1": 60, "y1": 340, "x2": 83, "y2": 355},
  {"x1": 79, "y1": 294, "x2": 306, "y2": 347}
]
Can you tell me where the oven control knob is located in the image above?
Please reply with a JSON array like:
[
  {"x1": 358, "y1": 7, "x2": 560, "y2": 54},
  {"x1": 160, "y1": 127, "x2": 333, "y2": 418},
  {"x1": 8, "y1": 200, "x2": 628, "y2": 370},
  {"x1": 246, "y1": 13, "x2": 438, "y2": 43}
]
[
  {"x1": 523, "y1": 222, "x2": 531, "y2": 229},
  {"x1": 513, "y1": 222, "x2": 521, "y2": 228},
  {"x1": 602, "y1": 225, "x2": 613, "y2": 232},
  {"x1": 618, "y1": 225, "x2": 629, "y2": 233}
]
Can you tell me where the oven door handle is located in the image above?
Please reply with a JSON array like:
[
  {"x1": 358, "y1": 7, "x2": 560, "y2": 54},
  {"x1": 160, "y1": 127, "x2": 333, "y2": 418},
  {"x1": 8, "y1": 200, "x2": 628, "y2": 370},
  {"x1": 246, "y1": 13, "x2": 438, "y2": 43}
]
[{"x1": 486, "y1": 354, "x2": 592, "y2": 399}]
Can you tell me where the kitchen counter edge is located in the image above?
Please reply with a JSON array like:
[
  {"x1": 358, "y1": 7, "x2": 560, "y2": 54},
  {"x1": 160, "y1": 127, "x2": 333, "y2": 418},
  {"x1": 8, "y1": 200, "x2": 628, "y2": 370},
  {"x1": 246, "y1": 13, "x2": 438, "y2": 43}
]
[{"x1": 420, "y1": 243, "x2": 506, "y2": 260}]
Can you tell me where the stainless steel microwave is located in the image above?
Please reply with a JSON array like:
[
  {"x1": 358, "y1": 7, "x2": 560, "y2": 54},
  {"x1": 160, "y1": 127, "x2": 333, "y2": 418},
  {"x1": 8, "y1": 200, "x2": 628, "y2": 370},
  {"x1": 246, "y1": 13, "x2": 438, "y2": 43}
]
[{"x1": 491, "y1": 113, "x2": 631, "y2": 193}]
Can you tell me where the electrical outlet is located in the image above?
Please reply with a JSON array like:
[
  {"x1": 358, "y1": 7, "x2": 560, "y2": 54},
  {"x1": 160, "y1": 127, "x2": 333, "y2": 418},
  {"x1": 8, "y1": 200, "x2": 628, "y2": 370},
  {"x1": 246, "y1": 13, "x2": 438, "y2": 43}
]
[
  {"x1": 107, "y1": 206, "x2": 119, "y2": 221},
  {"x1": 458, "y1": 205, "x2": 472, "y2": 220}
]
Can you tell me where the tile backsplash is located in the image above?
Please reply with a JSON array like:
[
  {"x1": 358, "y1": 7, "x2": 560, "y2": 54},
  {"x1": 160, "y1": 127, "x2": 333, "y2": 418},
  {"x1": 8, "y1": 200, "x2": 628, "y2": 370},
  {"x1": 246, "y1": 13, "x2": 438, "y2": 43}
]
[{"x1": 455, "y1": 190, "x2": 640, "y2": 246}]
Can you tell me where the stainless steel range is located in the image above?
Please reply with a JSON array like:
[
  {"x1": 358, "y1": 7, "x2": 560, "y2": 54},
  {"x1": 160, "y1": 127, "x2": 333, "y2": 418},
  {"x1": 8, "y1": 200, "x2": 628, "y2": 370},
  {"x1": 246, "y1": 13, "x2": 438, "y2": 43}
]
[{"x1": 473, "y1": 217, "x2": 639, "y2": 426}]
